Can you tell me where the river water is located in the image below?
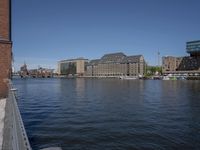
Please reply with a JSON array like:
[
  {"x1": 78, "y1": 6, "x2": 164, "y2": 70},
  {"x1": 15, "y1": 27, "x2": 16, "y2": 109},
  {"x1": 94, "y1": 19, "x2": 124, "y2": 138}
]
[{"x1": 13, "y1": 78, "x2": 200, "y2": 150}]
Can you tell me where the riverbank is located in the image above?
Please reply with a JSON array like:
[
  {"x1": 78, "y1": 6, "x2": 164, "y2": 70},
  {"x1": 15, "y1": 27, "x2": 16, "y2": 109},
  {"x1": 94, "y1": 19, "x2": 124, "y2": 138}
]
[{"x1": 13, "y1": 74, "x2": 200, "y2": 80}]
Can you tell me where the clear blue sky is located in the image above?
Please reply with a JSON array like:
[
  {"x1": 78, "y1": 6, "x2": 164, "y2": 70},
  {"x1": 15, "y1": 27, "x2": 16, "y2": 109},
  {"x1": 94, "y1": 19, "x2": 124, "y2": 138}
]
[{"x1": 12, "y1": 0, "x2": 200, "y2": 71}]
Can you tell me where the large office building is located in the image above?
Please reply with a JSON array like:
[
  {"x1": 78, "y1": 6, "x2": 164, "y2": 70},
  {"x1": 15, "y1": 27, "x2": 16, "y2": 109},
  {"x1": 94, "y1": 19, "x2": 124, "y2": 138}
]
[
  {"x1": 162, "y1": 40, "x2": 200, "y2": 75},
  {"x1": 0, "y1": 0, "x2": 12, "y2": 98},
  {"x1": 85, "y1": 52, "x2": 146, "y2": 77},
  {"x1": 186, "y1": 40, "x2": 200, "y2": 57},
  {"x1": 58, "y1": 58, "x2": 88, "y2": 76}
]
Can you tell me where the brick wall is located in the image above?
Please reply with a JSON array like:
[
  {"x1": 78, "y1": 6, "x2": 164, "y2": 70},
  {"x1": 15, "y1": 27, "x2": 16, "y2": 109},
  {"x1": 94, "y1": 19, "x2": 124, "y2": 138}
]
[
  {"x1": 0, "y1": 0, "x2": 12, "y2": 98},
  {"x1": 0, "y1": 0, "x2": 10, "y2": 40},
  {"x1": 0, "y1": 41, "x2": 11, "y2": 98}
]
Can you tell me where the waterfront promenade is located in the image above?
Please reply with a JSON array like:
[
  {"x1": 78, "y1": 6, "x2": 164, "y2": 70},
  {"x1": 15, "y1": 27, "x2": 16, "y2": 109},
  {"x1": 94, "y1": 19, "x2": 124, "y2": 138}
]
[
  {"x1": 0, "y1": 83, "x2": 61, "y2": 150},
  {"x1": 0, "y1": 83, "x2": 32, "y2": 150},
  {"x1": 0, "y1": 99, "x2": 6, "y2": 150}
]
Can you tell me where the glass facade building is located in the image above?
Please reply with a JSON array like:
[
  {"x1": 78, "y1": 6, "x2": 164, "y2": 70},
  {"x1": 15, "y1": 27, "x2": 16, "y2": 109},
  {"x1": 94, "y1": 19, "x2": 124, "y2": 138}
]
[
  {"x1": 186, "y1": 40, "x2": 200, "y2": 56},
  {"x1": 60, "y1": 61, "x2": 76, "y2": 75},
  {"x1": 58, "y1": 58, "x2": 88, "y2": 76}
]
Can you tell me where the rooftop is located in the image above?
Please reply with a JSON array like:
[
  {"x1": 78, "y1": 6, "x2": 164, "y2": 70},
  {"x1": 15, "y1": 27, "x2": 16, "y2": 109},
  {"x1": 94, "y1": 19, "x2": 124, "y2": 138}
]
[
  {"x1": 186, "y1": 40, "x2": 200, "y2": 44},
  {"x1": 59, "y1": 58, "x2": 88, "y2": 63},
  {"x1": 124, "y1": 55, "x2": 143, "y2": 63},
  {"x1": 89, "y1": 59, "x2": 101, "y2": 65},
  {"x1": 186, "y1": 40, "x2": 200, "y2": 55},
  {"x1": 88, "y1": 53, "x2": 144, "y2": 65},
  {"x1": 100, "y1": 52, "x2": 126, "y2": 63}
]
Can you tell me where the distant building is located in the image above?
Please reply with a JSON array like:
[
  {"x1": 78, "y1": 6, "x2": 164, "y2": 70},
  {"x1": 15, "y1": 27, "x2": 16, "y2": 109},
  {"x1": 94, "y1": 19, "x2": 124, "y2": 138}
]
[
  {"x1": 162, "y1": 40, "x2": 200, "y2": 75},
  {"x1": 19, "y1": 64, "x2": 54, "y2": 78},
  {"x1": 85, "y1": 52, "x2": 146, "y2": 77},
  {"x1": 20, "y1": 63, "x2": 28, "y2": 77},
  {"x1": 29, "y1": 67, "x2": 54, "y2": 78},
  {"x1": 58, "y1": 58, "x2": 88, "y2": 76}
]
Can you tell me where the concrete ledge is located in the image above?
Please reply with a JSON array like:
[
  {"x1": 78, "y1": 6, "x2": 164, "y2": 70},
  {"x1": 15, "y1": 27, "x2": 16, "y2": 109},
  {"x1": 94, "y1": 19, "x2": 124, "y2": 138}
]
[
  {"x1": 40, "y1": 147, "x2": 62, "y2": 150},
  {"x1": 0, "y1": 99, "x2": 6, "y2": 150},
  {"x1": 0, "y1": 40, "x2": 12, "y2": 44}
]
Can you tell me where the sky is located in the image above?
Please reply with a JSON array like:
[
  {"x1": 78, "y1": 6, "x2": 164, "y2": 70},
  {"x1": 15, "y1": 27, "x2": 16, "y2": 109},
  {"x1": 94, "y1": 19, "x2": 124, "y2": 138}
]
[{"x1": 12, "y1": 0, "x2": 200, "y2": 71}]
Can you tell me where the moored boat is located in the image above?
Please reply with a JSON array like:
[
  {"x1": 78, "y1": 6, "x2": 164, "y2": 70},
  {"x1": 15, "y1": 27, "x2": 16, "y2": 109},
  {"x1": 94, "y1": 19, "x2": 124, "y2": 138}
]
[{"x1": 119, "y1": 76, "x2": 138, "y2": 80}]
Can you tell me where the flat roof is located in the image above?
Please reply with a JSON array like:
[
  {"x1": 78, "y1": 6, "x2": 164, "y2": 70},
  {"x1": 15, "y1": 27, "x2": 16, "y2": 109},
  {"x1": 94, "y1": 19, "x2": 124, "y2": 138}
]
[
  {"x1": 186, "y1": 40, "x2": 200, "y2": 44},
  {"x1": 59, "y1": 58, "x2": 88, "y2": 63}
]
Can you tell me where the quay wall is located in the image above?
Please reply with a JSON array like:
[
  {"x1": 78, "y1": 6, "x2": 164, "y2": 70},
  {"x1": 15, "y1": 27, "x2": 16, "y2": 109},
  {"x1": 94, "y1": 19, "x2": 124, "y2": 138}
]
[{"x1": 2, "y1": 82, "x2": 32, "y2": 150}]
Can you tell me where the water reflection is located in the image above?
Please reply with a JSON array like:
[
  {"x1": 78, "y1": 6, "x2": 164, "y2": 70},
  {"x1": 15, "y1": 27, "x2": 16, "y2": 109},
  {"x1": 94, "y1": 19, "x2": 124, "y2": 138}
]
[{"x1": 75, "y1": 78, "x2": 85, "y2": 99}]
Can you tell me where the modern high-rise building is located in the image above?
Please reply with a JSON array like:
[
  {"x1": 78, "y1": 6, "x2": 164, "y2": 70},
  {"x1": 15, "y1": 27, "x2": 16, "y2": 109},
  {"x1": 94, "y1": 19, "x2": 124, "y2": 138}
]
[
  {"x1": 162, "y1": 40, "x2": 200, "y2": 75},
  {"x1": 85, "y1": 52, "x2": 146, "y2": 77},
  {"x1": 0, "y1": 0, "x2": 12, "y2": 98},
  {"x1": 186, "y1": 40, "x2": 200, "y2": 57},
  {"x1": 58, "y1": 58, "x2": 88, "y2": 76}
]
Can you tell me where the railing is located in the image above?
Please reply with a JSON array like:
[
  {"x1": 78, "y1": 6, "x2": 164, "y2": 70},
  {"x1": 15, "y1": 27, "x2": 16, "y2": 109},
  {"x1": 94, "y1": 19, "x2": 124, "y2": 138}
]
[{"x1": 2, "y1": 80, "x2": 32, "y2": 150}]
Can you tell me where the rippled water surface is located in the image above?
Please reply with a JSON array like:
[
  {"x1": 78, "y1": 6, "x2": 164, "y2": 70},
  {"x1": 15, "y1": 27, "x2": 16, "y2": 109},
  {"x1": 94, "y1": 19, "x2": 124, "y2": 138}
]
[{"x1": 13, "y1": 78, "x2": 200, "y2": 150}]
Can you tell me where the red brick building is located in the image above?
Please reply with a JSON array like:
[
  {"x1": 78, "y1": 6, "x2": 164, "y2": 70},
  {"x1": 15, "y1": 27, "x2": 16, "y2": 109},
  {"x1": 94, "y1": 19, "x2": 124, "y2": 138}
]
[{"x1": 0, "y1": 0, "x2": 12, "y2": 98}]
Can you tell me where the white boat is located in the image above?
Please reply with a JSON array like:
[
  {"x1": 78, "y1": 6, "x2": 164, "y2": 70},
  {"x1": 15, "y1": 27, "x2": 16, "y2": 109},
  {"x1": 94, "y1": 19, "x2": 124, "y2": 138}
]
[
  {"x1": 162, "y1": 76, "x2": 170, "y2": 80},
  {"x1": 119, "y1": 76, "x2": 138, "y2": 80},
  {"x1": 162, "y1": 76, "x2": 177, "y2": 80}
]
